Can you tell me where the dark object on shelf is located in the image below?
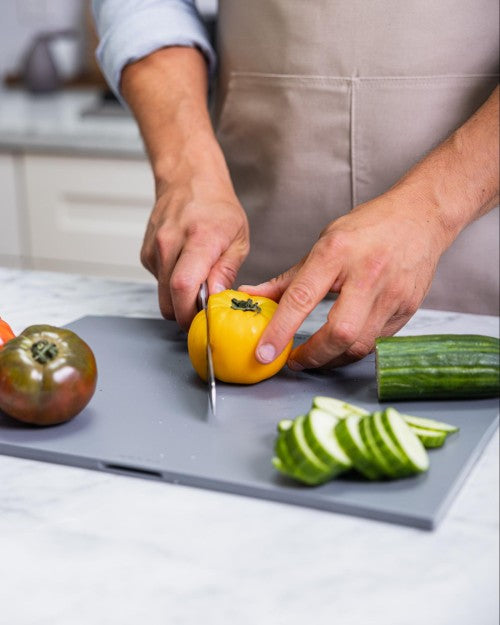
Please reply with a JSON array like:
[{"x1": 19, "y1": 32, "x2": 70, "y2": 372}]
[{"x1": 23, "y1": 33, "x2": 61, "y2": 93}]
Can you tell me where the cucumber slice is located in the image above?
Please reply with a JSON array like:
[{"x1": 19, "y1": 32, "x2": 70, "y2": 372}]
[
  {"x1": 335, "y1": 415, "x2": 383, "y2": 480},
  {"x1": 371, "y1": 411, "x2": 414, "y2": 477},
  {"x1": 277, "y1": 419, "x2": 293, "y2": 433},
  {"x1": 410, "y1": 427, "x2": 448, "y2": 449},
  {"x1": 380, "y1": 408, "x2": 429, "y2": 473},
  {"x1": 274, "y1": 432, "x2": 323, "y2": 485},
  {"x1": 359, "y1": 415, "x2": 396, "y2": 478},
  {"x1": 284, "y1": 416, "x2": 334, "y2": 484},
  {"x1": 402, "y1": 414, "x2": 459, "y2": 434},
  {"x1": 312, "y1": 396, "x2": 369, "y2": 419},
  {"x1": 303, "y1": 409, "x2": 351, "y2": 475},
  {"x1": 272, "y1": 456, "x2": 290, "y2": 476}
]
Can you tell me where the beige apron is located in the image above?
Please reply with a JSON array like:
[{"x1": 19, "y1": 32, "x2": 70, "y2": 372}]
[{"x1": 214, "y1": 0, "x2": 499, "y2": 314}]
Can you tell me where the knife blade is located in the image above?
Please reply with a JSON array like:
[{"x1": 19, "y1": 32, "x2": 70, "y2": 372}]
[{"x1": 197, "y1": 282, "x2": 216, "y2": 416}]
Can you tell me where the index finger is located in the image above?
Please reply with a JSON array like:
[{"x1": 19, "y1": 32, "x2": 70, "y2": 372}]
[
  {"x1": 255, "y1": 247, "x2": 341, "y2": 364},
  {"x1": 170, "y1": 240, "x2": 221, "y2": 330}
]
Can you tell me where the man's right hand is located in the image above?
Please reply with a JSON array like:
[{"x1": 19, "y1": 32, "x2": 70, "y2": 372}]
[
  {"x1": 120, "y1": 47, "x2": 248, "y2": 330},
  {"x1": 141, "y1": 170, "x2": 249, "y2": 330}
]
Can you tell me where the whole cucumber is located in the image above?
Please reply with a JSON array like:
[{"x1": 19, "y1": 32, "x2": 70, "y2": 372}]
[{"x1": 375, "y1": 334, "x2": 500, "y2": 401}]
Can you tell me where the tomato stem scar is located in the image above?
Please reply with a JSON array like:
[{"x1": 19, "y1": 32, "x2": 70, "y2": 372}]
[{"x1": 31, "y1": 340, "x2": 58, "y2": 364}]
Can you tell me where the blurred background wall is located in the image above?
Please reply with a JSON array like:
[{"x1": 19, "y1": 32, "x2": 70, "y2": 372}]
[{"x1": 0, "y1": 0, "x2": 217, "y2": 280}]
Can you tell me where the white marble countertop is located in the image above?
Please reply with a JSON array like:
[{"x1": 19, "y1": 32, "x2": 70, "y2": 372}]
[
  {"x1": 0, "y1": 89, "x2": 146, "y2": 158},
  {"x1": 0, "y1": 267, "x2": 498, "y2": 625}
]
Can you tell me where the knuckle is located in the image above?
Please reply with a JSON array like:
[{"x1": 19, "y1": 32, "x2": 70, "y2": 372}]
[
  {"x1": 404, "y1": 297, "x2": 420, "y2": 316},
  {"x1": 140, "y1": 245, "x2": 153, "y2": 272},
  {"x1": 322, "y1": 230, "x2": 350, "y2": 255},
  {"x1": 301, "y1": 353, "x2": 323, "y2": 369},
  {"x1": 170, "y1": 272, "x2": 197, "y2": 294},
  {"x1": 186, "y1": 220, "x2": 209, "y2": 241},
  {"x1": 345, "y1": 340, "x2": 373, "y2": 360},
  {"x1": 154, "y1": 229, "x2": 175, "y2": 261},
  {"x1": 286, "y1": 281, "x2": 316, "y2": 312},
  {"x1": 328, "y1": 320, "x2": 358, "y2": 347},
  {"x1": 217, "y1": 263, "x2": 238, "y2": 285}
]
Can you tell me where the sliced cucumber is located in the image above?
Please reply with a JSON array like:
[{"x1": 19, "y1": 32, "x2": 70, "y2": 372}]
[
  {"x1": 371, "y1": 410, "x2": 413, "y2": 477},
  {"x1": 272, "y1": 456, "x2": 290, "y2": 477},
  {"x1": 274, "y1": 435, "x2": 299, "y2": 475},
  {"x1": 359, "y1": 415, "x2": 397, "y2": 478},
  {"x1": 274, "y1": 432, "x2": 323, "y2": 485},
  {"x1": 380, "y1": 408, "x2": 429, "y2": 473},
  {"x1": 410, "y1": 427, "x2": 448, "y2": 449},
  {"x1": 303, "y1": 409, "x2": 351, "y2": 475},
  {"x1": 402, "y1": 414, "x2": 459, "y2": 434},
  {"x1": 284, "y1": 416, "x2": 334, "y2": 484},
  {"x1": 277, "y1": 419, "x2": 293, "y2": 433},
  {"x1": 312, "y1": 396, "x2": 369, "y2": 419},
  {"x1": 335, "y1": 415, "x2": 382, "y2": 480}
]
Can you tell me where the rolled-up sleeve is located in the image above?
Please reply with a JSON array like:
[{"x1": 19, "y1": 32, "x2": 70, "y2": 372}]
[{"x1": 92, "y1": 0, "x2": 216, "y2": 97}]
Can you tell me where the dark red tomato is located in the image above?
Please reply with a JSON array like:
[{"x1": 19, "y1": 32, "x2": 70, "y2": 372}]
[
  {"x1": 0, "y1": 317, "x2": 15, "y2": 348},
  {"x1": 0, "y1": 325, "x2": 97, "y2": 426}
]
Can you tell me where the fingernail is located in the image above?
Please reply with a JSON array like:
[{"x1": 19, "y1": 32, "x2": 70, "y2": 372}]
[
  {"x1": 288, "y1": 360, "x2": 304, "y2": 371},
  {"x1": 257, "y1": 343, "x2": 276, "y2": 363},
  {"x1": 213, "y1": 283, "x2": 225, "y2": 293}
]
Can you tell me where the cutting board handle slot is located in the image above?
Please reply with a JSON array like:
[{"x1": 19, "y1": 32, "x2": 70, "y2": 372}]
[{"x1": 101, "y1": 462, "x2": 163, "y2": 479}]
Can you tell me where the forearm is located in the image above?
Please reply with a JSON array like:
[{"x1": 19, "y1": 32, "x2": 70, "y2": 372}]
[
  {"x1": 120, "y1": 47, "x2": 232, "y2": 192},
  {"x1": 390, "y1": 86, "x2": 499, "y2": 247}
]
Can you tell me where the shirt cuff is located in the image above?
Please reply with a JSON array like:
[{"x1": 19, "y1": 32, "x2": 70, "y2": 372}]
[{"x1": 94, "y1": 4, "x2": 216, "y2": 101}]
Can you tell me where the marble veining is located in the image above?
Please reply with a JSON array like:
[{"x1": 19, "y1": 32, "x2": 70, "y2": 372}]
[{"x1": 0, "y1": 267, "x2": 498, "y2": 625}]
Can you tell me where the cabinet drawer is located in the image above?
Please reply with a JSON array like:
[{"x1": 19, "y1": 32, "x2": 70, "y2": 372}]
[{"x1": 23, "y1": 154, "x2": 155, "y2": 280}]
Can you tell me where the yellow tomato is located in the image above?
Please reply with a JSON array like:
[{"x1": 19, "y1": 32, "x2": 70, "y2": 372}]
[{"x1": 188, "y1": 289, "x2": 293, "y2": 385}]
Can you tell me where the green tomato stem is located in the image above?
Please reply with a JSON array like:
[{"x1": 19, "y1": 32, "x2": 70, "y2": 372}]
[
  {"x1": 31, "y1": 340, "x2": 58, "y2": 364},
  {"x1": 230, "y1": 297, "x2": 262, "y2": 313}
]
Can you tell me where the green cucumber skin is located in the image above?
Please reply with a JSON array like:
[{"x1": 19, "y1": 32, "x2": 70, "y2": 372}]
[
  {"x1": 274, "y1": 433, "x2": 327, "y2": 486},
  {"x1": 380, "y1": 409, "x2": 429, "y2": 473},
  {"x1": 376, "y1": 334, "x2": 500, "y2": 401},
  {"x1": 312, "y1": 396, "x2": 369, "y2": 418},
  {"x1": 335, "y1": 417, "x2": 383, "y2": 480},
  {"x1": 284, "y1": 417, "x2": 334, "y2": 485},
  {"x1": 371, "y1": 412, "x2": 414, "y2": 477},
  {"x1": 359, "y1": 416, "x2": 396, "y2": 478},
  {"x1": 402, "y1": 414, "x2": 459, "y2": 434},
  {"x1": 410, "y1": 427, "x2": 448, "y2": 449},
  {"x1": 302, "y1": 412, "x2": 352, "y2": 474}
]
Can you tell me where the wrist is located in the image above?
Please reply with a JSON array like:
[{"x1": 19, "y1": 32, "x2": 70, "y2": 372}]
[
  {"x1": 153, "y1": 131, "x2": 234, "y2": 196},
  {"x1": 382, "y1": 182, "x2": 456, "y2": 253}
]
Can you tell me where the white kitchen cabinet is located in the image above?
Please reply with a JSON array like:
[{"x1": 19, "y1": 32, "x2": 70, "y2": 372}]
[
  {"x1": 23, "y1": 153, "x2": 156, "y2": 281},
  {"x1": 0, "y1": 153, "x2": 25, "y2": 267}
]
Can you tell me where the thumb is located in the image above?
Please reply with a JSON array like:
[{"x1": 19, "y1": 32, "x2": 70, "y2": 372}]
[{"x1": 239, "y1": 261, "x2": 304, "y2": 302}]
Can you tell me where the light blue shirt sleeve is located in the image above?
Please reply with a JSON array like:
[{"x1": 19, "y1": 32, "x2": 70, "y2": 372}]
[{"x1": 92, "y1": 0, "x2": 216, "y2": 98}]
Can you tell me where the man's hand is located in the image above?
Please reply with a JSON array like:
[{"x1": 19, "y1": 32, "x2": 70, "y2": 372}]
[
  {"x1": 121, "y1": 47, "x2": 249, "y2": 329},
  {"x1": 242, "y1": 190, "x2": 448, "y2": 369},
  {"x1": 142, "y1": 171, "x2": 249, "y2": 330},
  {"x1": 243, "y1": 86, "x2": 499, "y2": 370}
]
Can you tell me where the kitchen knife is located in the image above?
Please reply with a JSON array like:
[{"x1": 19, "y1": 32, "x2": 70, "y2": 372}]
[{"x1": 197, "y1": 282, "x2": 216, "y2": 416}]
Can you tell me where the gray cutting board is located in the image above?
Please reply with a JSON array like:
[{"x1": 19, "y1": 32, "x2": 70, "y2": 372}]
[{"x1": 0, "y1": 315, "x2": 498, "y2": 529}]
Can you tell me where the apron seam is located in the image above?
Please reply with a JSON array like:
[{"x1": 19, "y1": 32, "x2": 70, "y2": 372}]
[
  {"x1": 228, "y1": 70, "x2": 499, "y2": 81},
  {"x1": 350, "y1": 78, "x2": 358, "y2": 209}
]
